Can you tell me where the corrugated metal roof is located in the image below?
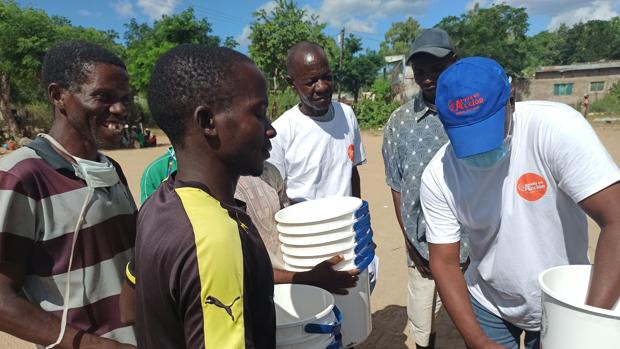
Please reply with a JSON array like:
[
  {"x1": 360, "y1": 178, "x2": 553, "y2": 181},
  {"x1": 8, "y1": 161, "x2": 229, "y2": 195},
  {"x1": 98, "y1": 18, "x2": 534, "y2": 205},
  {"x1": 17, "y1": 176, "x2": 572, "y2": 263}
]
[{"x1": 537, "y1": 61, "x2": 620, "y2": 73}]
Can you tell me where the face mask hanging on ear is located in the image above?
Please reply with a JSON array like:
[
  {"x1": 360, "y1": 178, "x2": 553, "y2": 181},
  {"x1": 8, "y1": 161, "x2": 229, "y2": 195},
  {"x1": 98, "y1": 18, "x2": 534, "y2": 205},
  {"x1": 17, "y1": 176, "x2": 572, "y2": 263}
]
[{"x1": 38, "y1": 134, "x2": 119, "y2": 348}]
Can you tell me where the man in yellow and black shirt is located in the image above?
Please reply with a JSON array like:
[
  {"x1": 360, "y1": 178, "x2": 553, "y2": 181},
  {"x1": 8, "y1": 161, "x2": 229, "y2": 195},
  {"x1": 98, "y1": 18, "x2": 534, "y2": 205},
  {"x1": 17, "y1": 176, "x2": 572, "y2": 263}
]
[{"x1": 133, "y1": 44, "x2": 276, "y2": 348}]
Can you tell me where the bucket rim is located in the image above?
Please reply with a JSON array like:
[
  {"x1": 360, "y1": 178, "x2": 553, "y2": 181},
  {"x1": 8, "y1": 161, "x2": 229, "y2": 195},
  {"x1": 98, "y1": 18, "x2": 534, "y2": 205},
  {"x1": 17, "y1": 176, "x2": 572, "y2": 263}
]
[
  {"x1": 538, "y1": 264, "x2": 620, "y2": 318},
  {"x1": 274, "y1": 284, "x2": 336, "y2": 328}
]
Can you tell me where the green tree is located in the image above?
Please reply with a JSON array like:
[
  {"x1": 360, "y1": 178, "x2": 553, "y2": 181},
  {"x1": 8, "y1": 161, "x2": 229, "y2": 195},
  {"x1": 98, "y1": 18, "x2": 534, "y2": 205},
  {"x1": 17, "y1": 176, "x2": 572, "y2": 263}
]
[
  {"x1": 124, "y1": 8, "x2": 224, "y2": 94},
  {"x1": 0, "y1": 1, "x2": 56, "y2": 137},
  {"x1": 335, "y1": 34, "x2": 383, "y2": 103},
  {"x1": 437, "y1": 4, "x2": 529, "y2": 76},
  {"x1": 379, "y1": 17, "x2": 421, "y2": 57},
  {"x1": 557, "y1": 18, "x2": 620, "y2": 64},
  {"x1": 248, "y1": 0, "x2": 335, "y2": 91}
]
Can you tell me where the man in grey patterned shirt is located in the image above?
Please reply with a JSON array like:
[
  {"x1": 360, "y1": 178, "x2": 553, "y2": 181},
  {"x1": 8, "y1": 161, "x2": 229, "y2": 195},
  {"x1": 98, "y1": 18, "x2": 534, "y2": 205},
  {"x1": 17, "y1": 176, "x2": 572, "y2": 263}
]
[{"x1": 382, "y1": 28, "x2": 468, "y2": 349}]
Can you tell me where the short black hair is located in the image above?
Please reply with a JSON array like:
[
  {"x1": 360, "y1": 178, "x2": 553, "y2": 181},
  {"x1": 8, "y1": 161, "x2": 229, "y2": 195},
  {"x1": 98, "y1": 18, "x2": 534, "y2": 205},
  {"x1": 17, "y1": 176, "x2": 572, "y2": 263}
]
[
  {"x1": 148, "y1": 44, "x2": 253, "y2": 148},
  {"x1": 41, "y1": 41, "x2": 126, "y2": 91}
]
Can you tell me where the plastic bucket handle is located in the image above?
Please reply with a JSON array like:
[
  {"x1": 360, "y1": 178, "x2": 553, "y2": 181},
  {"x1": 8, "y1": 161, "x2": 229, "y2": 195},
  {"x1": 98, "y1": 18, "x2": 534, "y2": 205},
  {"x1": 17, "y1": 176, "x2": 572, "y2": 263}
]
[
  {"x1": 355, "y1": 248, "x2": 375, "y2": 271},
  {"x1": 354, "y1": 201, "x2": 369, "y2": 218},
  {"x1": 354, "y1": 230, "x2": 373, "y2": 253},
  {"x1": 326, "y1": 333, "x2": 343, "y2": 349},
  {"x1": 304, "y1": 306, "x2": 343, "y2": 334},
  {"x1": 353, "y1": 214, "x2": 370, "y2": 232}
]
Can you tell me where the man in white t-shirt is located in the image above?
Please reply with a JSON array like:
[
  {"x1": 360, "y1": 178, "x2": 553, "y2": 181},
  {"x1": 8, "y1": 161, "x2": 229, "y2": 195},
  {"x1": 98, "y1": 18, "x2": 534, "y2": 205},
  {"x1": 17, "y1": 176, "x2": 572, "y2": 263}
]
[
  {"x1": 268, "y1": 41, "x2": 366, "y2": 203},
  {"x1": 420, "y1": 57, "x2": 620, "y2": 349}
]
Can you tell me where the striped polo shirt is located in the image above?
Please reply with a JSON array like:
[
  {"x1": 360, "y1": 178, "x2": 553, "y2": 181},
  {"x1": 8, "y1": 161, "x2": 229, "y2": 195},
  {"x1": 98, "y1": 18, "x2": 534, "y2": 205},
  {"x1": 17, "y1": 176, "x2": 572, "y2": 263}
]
[
  {"x1": 134, "y1": 176, "x2": 275, "y2": 349},
  {"x1": 0, "y1": 136, "x2": 137, "y2": 345}
]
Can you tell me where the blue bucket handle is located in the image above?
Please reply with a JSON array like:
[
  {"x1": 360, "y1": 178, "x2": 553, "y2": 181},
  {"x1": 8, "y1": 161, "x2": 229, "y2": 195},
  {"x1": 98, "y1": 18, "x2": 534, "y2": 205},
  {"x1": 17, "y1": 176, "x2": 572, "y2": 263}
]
[
  {"x1": 353, "y1": 213, "x2": 370, "y2": 232},
  {"x1": 354, "y1": 200, "x2": 369, "y2": 218},
  {"x1": 355, "y1": 247, "x2": 375, "y2": 271},
  {"x1": 326, "y1": 333, "x2": 343, "y2": 349},
  {"x1": 304, "y1": 305, "x2": 343, "y2": 334},
  {"x1": 354, "y1": 229, "x2": 373, "y2": 253}
]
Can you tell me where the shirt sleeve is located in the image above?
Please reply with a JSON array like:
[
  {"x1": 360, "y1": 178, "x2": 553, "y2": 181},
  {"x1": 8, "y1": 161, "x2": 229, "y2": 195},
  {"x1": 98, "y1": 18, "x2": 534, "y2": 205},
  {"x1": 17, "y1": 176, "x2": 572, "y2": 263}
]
[
  {"x1": 140, "y1": 156, "x2": 168, "y2": 204},
  {"x1": 382, "y1": 114, "x2": 402, "y2": 192},
  {"x1": 545, "y1": 106, "x2": 620, "y2": 203},
  {"x1": 420, "y1": 164, "x2": 462, "y2": 244},
  {"x1": 0, "y1": 171, "x2": 36, "y2": 265},
  {"x1": 350, "y1": 109, "x2": 366, "y2": 166},
  {"x1": 267, "y1": 120, "x2": 287, "y2": 181}
]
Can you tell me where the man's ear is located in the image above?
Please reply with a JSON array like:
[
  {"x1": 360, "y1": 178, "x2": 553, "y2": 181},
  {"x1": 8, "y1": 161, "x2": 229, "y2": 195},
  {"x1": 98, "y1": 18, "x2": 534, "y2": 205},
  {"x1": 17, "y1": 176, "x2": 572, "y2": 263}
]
[
  {"x1": 48, "y1": 83, "x2": 66, "y2": 110},
  {"x1": 194, "y1": 105, "x2": 217, "y2": 137},
  {"x1": 285, "y1": 75, "x2": 294, "y2": 88}
]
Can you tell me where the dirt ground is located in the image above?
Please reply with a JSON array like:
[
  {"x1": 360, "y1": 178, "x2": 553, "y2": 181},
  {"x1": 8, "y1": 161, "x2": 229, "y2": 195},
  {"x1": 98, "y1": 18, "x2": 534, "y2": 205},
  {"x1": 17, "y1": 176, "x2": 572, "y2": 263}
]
[{"x1": 1, "y1": 122, "x2": 619, "y2": 348}]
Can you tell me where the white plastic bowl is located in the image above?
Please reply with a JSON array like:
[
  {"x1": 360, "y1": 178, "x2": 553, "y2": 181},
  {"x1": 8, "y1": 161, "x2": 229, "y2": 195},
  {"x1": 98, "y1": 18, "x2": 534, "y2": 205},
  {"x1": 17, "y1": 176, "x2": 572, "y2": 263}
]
[
  {"x1": 280, "y1": 236, "x2": 355, "y2": 257},
  {"x1": 277, "y1": 218, "x2": 355, "y2": 236},
  {"x1": 283, "y1": 251, "x2": 355, "y2": 268},
  {"x1": 278, "y1": 229, "x2": 354, "y2": 246},
  {"x1": 275, "y1": 196, "x2": 362, "y2": 225}
]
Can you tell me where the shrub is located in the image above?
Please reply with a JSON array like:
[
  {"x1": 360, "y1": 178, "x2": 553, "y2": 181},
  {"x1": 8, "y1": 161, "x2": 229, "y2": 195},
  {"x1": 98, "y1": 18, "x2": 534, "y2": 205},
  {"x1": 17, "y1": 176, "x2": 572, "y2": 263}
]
[
  {"x1": 268, "y1": 88, "x2": 299, "y2": 120},
  {"x1": 590, "y1": 83, "x2": 620, "y2": 114},
  {"x1": 353, "y1": 77, "x2": 399, "y2": 129}
]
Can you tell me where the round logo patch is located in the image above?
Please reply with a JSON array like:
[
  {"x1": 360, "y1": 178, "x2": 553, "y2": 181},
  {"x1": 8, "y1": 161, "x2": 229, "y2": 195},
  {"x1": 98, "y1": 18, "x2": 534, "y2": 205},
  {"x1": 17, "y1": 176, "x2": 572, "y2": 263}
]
[
  {"x1": 348, "y1": 144, "x2": 355, "y2": 161},
  {"x1": 516, "y1": 172, "x2": 547, "y2": 201}
]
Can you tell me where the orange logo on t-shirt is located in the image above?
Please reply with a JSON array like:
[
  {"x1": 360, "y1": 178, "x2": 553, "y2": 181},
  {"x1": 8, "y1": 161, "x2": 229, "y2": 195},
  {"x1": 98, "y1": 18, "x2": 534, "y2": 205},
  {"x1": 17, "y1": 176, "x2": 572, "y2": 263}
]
[
  {"x1": 348, "y1": 144, "x2": 355, "y2": 161},
  {"x1": 516, "y1": 172, "x2": 547, "y2": 201}
]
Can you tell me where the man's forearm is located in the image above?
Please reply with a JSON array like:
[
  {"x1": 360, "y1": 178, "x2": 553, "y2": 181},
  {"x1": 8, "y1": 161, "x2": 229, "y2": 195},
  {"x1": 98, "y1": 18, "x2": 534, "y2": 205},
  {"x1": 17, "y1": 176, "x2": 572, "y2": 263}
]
[
  {"x1": 0, "y1": 288, "x2": 119, "y2": 348},
  {"x1": 586, "y1": 221, "x2": 620, "y2": 308},
  {"x1": 430, "y1": 253, "x2": 489, "y2": 348}
]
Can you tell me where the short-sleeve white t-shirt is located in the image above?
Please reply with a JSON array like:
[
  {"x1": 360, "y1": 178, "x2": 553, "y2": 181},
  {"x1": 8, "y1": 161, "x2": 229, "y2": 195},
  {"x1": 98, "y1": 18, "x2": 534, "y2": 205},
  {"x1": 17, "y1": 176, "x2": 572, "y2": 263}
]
[
  {"x1": 268, "y1": 101, "x2": 366, "y2": 203},
  {"x1": 420, "y1": 101, "x2": 620, "y2": 330}
]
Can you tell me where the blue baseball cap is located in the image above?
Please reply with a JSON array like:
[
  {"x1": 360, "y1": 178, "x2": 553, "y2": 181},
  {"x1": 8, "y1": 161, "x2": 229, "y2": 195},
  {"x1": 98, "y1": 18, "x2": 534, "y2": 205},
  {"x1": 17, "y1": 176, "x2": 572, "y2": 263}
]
[{"x1": 436, "y1": 57, "x2": 511, "y2": 158}]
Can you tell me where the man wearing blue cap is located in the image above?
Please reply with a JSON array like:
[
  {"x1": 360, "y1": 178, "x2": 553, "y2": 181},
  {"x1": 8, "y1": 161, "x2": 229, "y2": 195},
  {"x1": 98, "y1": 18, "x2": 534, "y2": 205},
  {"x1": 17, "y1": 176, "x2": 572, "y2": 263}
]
[
  {"x1": 382, "y1": 28, "x2": 468, "y2": 349},
  {"x1": 420, "y1": 56, "x2": 620, "y2": 348}
]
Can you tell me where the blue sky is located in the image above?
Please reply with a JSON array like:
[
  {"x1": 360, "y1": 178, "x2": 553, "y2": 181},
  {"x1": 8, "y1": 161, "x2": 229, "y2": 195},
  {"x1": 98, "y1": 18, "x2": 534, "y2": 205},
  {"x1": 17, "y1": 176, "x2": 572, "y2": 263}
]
[{"x1": 20, "y1": 0, "x2": 620, "y2": 52}]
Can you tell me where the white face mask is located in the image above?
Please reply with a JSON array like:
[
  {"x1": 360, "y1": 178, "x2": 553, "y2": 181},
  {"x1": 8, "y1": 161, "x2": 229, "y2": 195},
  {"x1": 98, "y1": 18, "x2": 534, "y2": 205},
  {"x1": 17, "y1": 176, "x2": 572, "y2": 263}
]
[
  {"x1": 38, "y1": 134, "x2": 120, "y2": 348},
  {"x1": 40, "y1": 134, "x2": 119, "y2": 188}
]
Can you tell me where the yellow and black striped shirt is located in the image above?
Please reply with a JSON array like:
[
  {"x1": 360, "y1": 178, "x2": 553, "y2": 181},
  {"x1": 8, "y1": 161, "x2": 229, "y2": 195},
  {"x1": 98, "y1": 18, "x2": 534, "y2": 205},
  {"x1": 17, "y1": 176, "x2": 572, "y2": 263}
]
[{"x1": 134, "y1": 176, "x2": 275, "y2": 348}]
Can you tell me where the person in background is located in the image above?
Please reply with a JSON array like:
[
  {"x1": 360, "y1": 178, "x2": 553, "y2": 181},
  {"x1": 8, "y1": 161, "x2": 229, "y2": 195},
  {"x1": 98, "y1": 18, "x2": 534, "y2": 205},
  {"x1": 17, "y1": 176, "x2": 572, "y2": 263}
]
[
  {"x1": 421, "y1": 56, "x2": 620, "y2": 349},
  {"x1": 382, "y1": 28, "x2": 468, "y2": 349},
  {"x1": 581, "y1": 93, "x2": 590, "y2": 118},
  {"x1": 0, "y1": 41, "x2": 136, "y2": 348}
]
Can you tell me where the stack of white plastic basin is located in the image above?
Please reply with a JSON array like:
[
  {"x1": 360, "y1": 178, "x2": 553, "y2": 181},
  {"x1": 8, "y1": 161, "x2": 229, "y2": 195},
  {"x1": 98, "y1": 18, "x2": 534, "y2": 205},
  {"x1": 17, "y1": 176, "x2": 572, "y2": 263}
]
[
  {"x1": 275, "y1": 196, "x2": 372, "y2": 348},
  {"x1": 539, "y1": 265, "x2": 620, "y2": 349},
  {"x1": 274, "y1": 284, "x2": 342, "y2": 349}
]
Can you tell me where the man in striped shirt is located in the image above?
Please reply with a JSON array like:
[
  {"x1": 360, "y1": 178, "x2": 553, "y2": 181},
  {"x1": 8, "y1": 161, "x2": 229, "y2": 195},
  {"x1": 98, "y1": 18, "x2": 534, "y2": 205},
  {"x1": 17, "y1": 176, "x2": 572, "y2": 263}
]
[{"x1": 0, "y1": 42, "x2": 136, "y2": 348}]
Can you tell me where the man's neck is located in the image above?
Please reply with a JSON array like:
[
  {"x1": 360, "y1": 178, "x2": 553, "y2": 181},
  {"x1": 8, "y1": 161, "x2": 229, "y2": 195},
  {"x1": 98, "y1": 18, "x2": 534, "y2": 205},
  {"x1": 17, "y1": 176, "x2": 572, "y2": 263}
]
[
  {"x1": 48, "y1": 121, "x2": 98, "y2": 161},
  {"x1": 175, "y1": 147, "x2": 239, "y2": 206}
]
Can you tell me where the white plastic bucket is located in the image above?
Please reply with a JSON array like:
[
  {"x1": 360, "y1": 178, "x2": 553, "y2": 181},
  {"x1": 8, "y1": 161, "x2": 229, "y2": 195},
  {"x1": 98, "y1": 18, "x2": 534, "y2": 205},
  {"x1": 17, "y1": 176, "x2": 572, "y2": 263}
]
[
  {"x1": 274, "y1": 284, "x2": 340, "y2": 349},
  {"x1": 539, "y1": 265, "x2": 620, "y2": 349}
]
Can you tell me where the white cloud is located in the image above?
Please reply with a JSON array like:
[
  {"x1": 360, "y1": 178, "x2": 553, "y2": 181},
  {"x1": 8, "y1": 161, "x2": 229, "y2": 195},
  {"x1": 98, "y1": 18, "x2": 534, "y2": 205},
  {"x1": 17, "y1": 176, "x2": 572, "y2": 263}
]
[
  {"x1": 78, "y1": 9, "x2": 93, "y2": 17},
  {"x1": 312, "y1": 0, "x2": 431, "y2": 33},
  {"x1": 236, "y1": 25, "x2": 253, "y2": 48},
  {"x1": 547, "y1": 1, "x2": 619, "y2": 30},
  {"x1": 258, "y1": 1, "x2": 278, "y2": 15},
  {"x1": 137, "y1": 0, "x2": 180, "y2": 20},
  {"x1": 469, "y1": 0, "x2": 620, "y2": 30},
  {"x1": 112, "y1": 1, "x2": 135, "y2": 18}
]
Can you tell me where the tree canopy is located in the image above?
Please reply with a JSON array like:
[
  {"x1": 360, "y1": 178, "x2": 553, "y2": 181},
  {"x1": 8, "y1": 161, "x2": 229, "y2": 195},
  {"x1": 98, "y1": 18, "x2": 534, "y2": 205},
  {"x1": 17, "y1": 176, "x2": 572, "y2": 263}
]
[
  {"x1": 124, "y1": 8, "x2": 235, "y2": 95},
  {"x1": 379, "y1": 17, "x2": 421, "y2": 57},
  {"x1": 248, "y1": 0, "x2": 335, "y2": 91},
  {"x1": 336, "y1": 34, "x2": 383, "y2": 103},
  {"x1": 436, "y1": 4, "x2": 529, "y2": 76}
]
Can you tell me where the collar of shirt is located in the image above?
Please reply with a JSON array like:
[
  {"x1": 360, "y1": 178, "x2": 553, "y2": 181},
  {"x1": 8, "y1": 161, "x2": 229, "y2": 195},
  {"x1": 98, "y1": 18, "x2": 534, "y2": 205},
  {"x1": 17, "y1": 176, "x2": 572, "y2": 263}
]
[{"x1": 412, "y1": 91, "x2": 437, "y2": 123}]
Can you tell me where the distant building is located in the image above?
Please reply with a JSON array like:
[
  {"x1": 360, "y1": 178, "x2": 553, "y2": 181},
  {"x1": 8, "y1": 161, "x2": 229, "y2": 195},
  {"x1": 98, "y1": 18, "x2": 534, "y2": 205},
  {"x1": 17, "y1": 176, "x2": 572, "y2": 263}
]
[
  {"x1": 384, "y1": 55, "x2": 419, "y2": 103},
  {"x1": 517, "y1": 61, "x2": 620, "y2": 105}
]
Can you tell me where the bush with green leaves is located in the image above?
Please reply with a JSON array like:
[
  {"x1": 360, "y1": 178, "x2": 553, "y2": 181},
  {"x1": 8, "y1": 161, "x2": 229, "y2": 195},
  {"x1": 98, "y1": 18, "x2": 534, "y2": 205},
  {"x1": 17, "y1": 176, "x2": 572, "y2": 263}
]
[
  {"x1": 353, "y1": 77, "x2": 399, "y2": 129},
  {"x1": 589, "y1": 83, "x2": 620, "y2": 115},
  {"x1": 268, "y1": 87, "x2": 299, "y2": 120}
]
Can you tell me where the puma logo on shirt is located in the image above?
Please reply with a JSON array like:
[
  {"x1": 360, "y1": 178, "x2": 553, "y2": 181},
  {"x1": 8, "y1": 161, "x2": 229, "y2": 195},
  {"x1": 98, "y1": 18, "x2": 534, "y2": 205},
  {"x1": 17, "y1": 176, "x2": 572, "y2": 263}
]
[{"x1": 205, "y1": 295, "x2": 241, "y2": 321}]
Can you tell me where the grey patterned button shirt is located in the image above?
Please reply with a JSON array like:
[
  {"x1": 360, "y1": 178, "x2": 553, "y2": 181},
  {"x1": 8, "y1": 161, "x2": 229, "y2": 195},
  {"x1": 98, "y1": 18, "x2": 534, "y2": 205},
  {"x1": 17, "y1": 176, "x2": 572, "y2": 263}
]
[{"x1": 382, "y1": 91, "x2": 469, "y2": 263}]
